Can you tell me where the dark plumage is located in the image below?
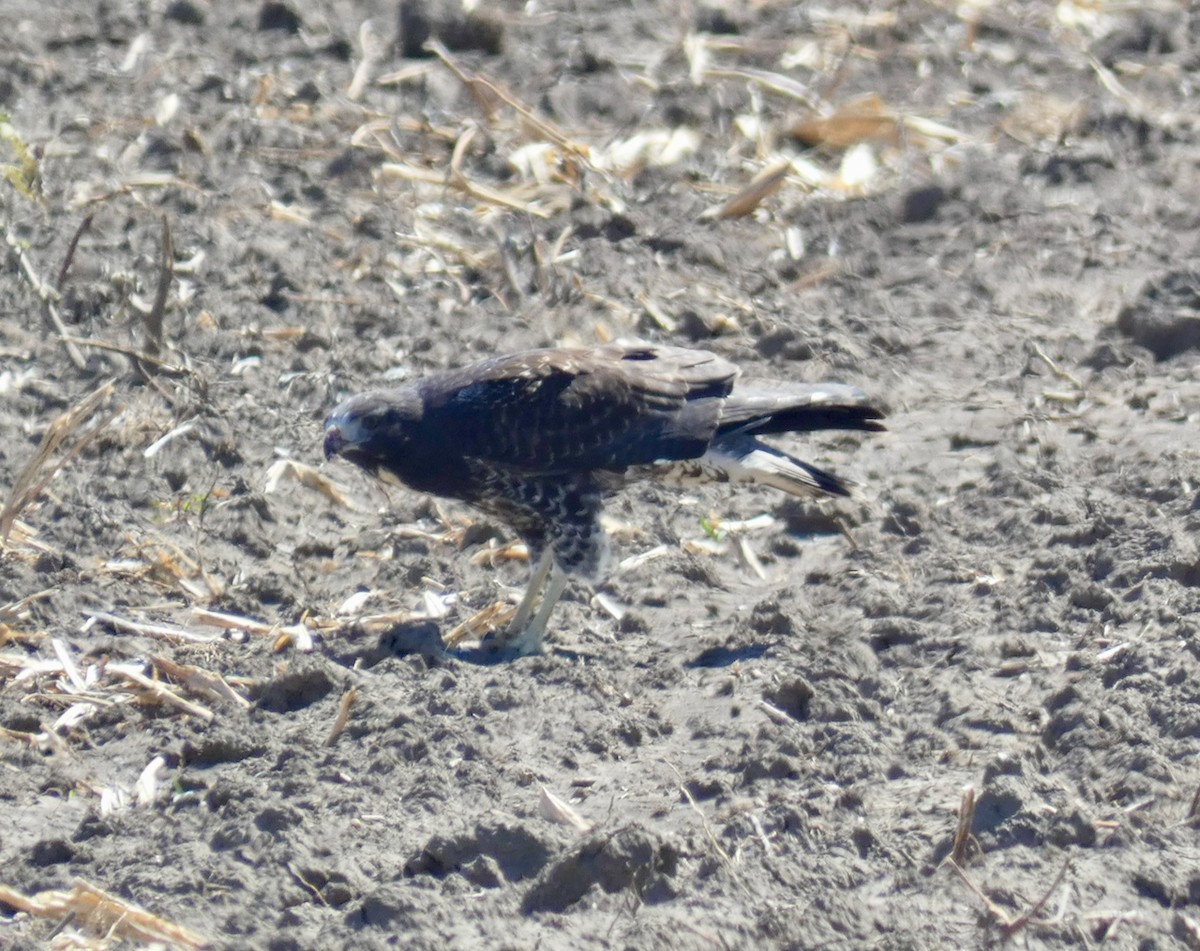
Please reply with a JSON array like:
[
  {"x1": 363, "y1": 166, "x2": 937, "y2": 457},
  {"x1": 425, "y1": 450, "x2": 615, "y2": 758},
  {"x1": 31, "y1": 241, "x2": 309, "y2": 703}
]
[{"x1": 324, "y1": 342, "x2": 884, "y2": 654}]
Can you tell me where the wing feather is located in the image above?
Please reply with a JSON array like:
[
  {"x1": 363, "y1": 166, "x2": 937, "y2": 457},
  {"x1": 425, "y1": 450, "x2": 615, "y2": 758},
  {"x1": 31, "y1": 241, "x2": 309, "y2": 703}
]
[{"x1": 418, "y1": 343, "x2": 736, "y2": 473}]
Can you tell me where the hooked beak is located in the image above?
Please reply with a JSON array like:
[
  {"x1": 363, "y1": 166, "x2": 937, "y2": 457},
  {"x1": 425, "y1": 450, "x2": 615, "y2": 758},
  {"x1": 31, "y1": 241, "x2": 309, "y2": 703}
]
[{"x1": 323, "y1": 424, "x2": 344, "y2": 460}]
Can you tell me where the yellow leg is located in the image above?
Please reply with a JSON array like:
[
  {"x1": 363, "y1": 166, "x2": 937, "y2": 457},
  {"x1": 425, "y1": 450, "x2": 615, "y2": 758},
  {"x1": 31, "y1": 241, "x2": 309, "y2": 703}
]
[
  {"x1": 506, "y1": 551, "x2": 552, "y2": 637},
  {"x1": 506, "y1": 563, "x2": 568, "y2": 656}
]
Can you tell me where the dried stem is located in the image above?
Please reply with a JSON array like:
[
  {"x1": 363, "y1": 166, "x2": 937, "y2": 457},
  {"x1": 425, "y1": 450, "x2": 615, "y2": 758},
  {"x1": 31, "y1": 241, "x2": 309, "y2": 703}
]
[
  {"x1": 143, "y1": 214, "x2": 173, "y2": 357},
  {"x1": 55, "y1": 213, "x2": 93, "y2": 291},
  {"x1": 1, "y1": 380, "x2": 120, "y2": 545},
  {"x1": 324, "y1": 686, "x2": 358, "y2": 746},
  {"x1": 5, "y1": 228, "x2": 86, "y2": 368},
  {"x1": 950, "y1": 784, "x2": 978, "y2": 866}
]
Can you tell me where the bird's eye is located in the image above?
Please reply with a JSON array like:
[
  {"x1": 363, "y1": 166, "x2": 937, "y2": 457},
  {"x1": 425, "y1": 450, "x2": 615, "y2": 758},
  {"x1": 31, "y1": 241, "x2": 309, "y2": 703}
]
[{"x1": 361, "y1": 410, "x2": 385, "y2": 431}]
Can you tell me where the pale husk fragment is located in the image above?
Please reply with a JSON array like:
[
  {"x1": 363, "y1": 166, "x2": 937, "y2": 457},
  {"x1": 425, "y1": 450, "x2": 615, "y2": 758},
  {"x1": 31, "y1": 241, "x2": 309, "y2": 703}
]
[
  {"x1": 324, "y1": 687, "x2": 358, "y2": 747},
  {"x1": 701, "y1": 158, "x2": 792, "y2": 220},
  {"x1": 538, "y1": 785, "x2": 593, "y2": 833},
  {"x1": 264, "y1": 459, "x2": 351, "y2": 507},
  {"x1": 0, "y1": 878, "x2": 209, "y2": 949}
]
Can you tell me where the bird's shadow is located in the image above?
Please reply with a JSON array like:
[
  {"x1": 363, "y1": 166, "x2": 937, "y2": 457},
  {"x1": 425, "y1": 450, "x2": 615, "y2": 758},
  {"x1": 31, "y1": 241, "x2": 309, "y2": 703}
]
[
  {"x1": 684, "y1": 643, "x2": 770, "y2": 668},
  {"x1": 365, "y1": 619, "x2": 586, "y2": 667},
  {"x1": 451, "y1": 641, "x2": 589, "y2": 667},
  {"x1": 354, "y1": 620, "x2": 764, "y2": 669}
]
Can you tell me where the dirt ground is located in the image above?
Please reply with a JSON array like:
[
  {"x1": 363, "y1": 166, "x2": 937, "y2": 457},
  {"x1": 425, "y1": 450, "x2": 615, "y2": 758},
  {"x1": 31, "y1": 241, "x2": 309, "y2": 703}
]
[{"x1": 2, "y1": 1, "x2": 1200, "y2": 948}]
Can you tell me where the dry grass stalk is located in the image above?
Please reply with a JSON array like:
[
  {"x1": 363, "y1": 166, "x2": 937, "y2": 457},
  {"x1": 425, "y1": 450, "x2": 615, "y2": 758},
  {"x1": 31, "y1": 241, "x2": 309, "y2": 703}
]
[
  {"x1": 637, "y1": 293, "x2": 679, "y2": 333},
  {"x1": 705, "y1": 66, "x2": 822, "y2": 111},
  {"x1": 999, "y1": 858, "x2": 1073, "y2": 938},
  {"x1": 1, "y1": 380, "x2": 120, "y2": 546},
  {"x1": 150, "y1": 654, "x2": 251, "y2": 709},
  {"x1": 616, "y1": 544, "x2": 670, "y2": 574},
  {"x1": 945, "y1": 858, "x2": 1017, "y2": 927},
  {"x1": 0, "y1": 518, "x2": 59, "y2": 558},
  {"x1": 1025, "y1": 340, "x2": 1081, "y2": 383},
  {"x1": 110, "y1": 664, "x2": 215, "y2": 722},
  {"x1": 83, "y1": 611, "x2": 221, "y2": 645},
  {"x1": 55, "y1": 213, "x2": 94, "y2": 290},
  {"x1": 4, "y1": 228, "x2": 86, "y2": 369},
  {"x1": 142, "y1": 215, "x2": 173, "y2": 357},
  {"x1": 663, "y1": 760, "x2": 746, "y2": 891},
  {"x1": 348, "y1": 116, "x2": 457, "y2": 152},
  {"x1": 950, "y1": 784, "x2": 978, "y2": 866},
  {"x1": 1086, "y1": 53, "x2": 1151, "y2": 123},
  {"x1": 757, "y1": 699, "x2": 793, "y2": 726},
  {"x1": 375, "y1": 62, "x2": 437, "y2": 86},
  {"x1": 734, "y1": 536, "x2": 767, "y2": 580},
  {"x1": 443, "y1": 601, "x2": 514, "y2": 647},
  {"x1": 143, "y1": 420, "x2": 198, "y2": 459},
  {"x1": 378, "y1": 158, "x2": 553, "y2": 217},
  {"x1": 948, "y1": 856, "x2": 1073, "y2": 938},
  {"x1": 1, "y1": 587, "x2": 54, "y2": 625},
  {"x1": 324, "y1": 686, "x2": 358, "y2": 747},
  {"x1": 394, "y1": 225, "x2": 494, "y2": 273},
  {"x1": 114, "y1": 538, "x2": 222, "y2": 601},
  {"x1": 51, "y1": 638, "x2": 88, "y2": 692},
  {"x1": 428, "y1": 40, "x2": 596, "y2": 173},
  {"x1": 3, "y1": 633, "x2": 246, "y2": 738},
  {"x1": 0, "y1": 653, "x2": 69, "y2": 684},
  {"x1": 342, "y1": 609, "x2": 414, "y2": 633},
  {"x1": 191, "y1": 608, "x2": 314, "y2": 653},
  {"x1": 191, "y1": 608, "x2": 277, "y2": 635},
  {"x1": 0, "y1": 877, "x2": 208, "y2": 948},
  {"x1": 58, "y1": 335, "x2": 190, "y2": 377}
]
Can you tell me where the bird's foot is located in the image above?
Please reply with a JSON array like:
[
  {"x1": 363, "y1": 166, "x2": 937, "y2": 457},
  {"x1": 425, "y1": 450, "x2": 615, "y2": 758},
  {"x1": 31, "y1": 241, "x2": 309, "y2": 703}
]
[
  {"x1": 480, "y1": 624, "x2": 544, "y2": 658},
  {"x1": 475, "y1": 622, "x2": 545, "y2": 659}
]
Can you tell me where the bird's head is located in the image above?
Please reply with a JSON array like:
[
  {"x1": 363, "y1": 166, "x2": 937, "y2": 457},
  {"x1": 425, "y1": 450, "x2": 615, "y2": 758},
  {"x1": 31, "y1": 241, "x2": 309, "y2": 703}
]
[{"x1": 323, "y1": 389, "x2": 423, "y2": 475}]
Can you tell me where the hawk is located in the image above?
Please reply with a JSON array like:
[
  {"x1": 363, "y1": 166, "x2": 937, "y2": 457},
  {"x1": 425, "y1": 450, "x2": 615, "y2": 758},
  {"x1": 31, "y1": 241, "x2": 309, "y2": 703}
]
[{"x1": 323, "y1": 342, "x2": 884, "y2": 655}]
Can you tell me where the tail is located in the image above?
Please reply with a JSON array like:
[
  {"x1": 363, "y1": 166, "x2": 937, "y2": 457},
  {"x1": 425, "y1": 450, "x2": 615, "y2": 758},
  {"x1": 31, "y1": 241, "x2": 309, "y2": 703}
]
[
  {"x1": 718, "y1": 382, "x2": 885, "y2": 437},
  {"x1": 706, "y1": 434, "x2": 857, "y2": 498}
]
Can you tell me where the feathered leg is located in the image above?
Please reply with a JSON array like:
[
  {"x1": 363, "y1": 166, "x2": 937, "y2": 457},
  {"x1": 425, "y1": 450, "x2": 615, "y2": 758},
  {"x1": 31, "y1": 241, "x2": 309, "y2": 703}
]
[{"x1": 494, "y1": 481, "x2": 604, "y2": 654}]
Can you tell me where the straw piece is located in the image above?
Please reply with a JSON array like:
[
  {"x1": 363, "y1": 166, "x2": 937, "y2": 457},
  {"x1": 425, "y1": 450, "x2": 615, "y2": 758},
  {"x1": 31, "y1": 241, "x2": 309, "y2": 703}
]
[
  {"x1": 1, "y1": 380, "x2": 119, "y2": 545},
  {"x1": 0, "y1": 878, "x2": 209, "y2": 948},
  {"x1": 702, "y1": 159, "x2": 791, "y2": 220},
  {"x1": 110, "y1": 665, "x2": 215, "y2": 721}
]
